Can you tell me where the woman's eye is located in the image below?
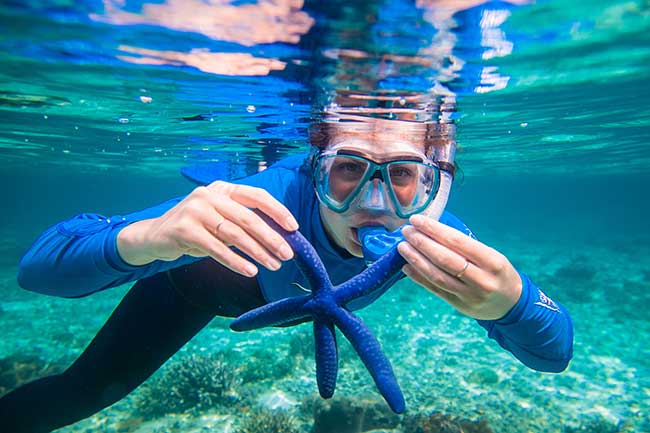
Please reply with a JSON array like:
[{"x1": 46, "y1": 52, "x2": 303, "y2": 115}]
[
  {"x1": 390, "y1": 167, "x2": 414, "y2": 178},
  {"x1": 341, "y1": 163, "x2": 361, "y2": 171},
  {"x1": 334, "y1": 161, "x2": 365, "y2": 177}
]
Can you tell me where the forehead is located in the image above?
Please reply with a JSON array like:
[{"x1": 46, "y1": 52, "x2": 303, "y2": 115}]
[
  {"x1": 328, "y1": 138, "x2": 425, "y2": 160},
  {"x1": 320, "y1": 118, "x2": 429, "y2": 156}
]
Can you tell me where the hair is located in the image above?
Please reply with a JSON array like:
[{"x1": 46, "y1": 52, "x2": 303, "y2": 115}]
[{"x1": 309, "y1": 118, "x2": 456, "y2": 161}]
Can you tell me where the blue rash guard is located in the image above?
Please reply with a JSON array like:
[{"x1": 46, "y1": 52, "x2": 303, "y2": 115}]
[{"x1": 17, "y1": 153, "x2": 573, "y2": 372}]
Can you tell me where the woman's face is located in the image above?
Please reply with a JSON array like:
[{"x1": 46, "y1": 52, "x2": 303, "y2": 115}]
[{"x1": 318, "y1": 133, "x2": 428, "y2": 257}]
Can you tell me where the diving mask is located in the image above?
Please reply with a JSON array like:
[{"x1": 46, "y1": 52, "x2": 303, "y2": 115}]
[{"x1": 312, "y1": 149, "x2": 441, "y2": 218}]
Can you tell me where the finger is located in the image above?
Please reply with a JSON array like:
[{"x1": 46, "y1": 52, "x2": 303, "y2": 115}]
[
  {"x1": 215, "y1": 219, "x2": 283, "y2": 271},
  {"x1": 402, "y1": 264, "x2": 461, "y2": 306},
  {"x1": 397, "y1": 241, "x2": 474, "y2": 298},
  {"x1": 409, "y1": 214, "x2": 500, "y2": 271},
  {"x1": 202, "y1": 191, "x2": 294, "y2": 262},
  {"x1": 213, "y1": 182, "x2": 299, "y2": 232},
  {"x1": 401, "y1": 225, "x2": 477, "y2": 283},
  {"x1": 190, "y1": 235, "x2": 260, "y2": 278}
]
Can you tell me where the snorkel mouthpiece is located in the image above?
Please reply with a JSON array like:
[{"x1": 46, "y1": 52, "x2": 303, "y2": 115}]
[{"x1": 359, "y1": 226, "x2": 405, "y2": 264}]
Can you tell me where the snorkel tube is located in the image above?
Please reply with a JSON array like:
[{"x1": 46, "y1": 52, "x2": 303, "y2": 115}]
[{"x1": 422, "y1": 127, "x2": 456, "y2": 221}]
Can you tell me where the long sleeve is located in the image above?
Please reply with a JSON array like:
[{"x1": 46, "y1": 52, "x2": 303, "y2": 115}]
[
  {"x1": 439, "y1": 212, "x2": 573, "y2": 372},
  {"x1": 476, "y1": 272, "x2": 574, "y2": 372},
  {"x1": 15, "y1": 154, "x2": 310, "y2": 299},
  {"x1": 17, "y1": 197, "x2": 200, "y2": 298}
]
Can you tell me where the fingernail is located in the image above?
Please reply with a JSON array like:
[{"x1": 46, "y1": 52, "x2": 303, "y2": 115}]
[
  {"x1": 279, "y1": 244, "x2": 294, "y2": 261},
  {"x1": 266, "y1": 258, "x2": 281, "y2": 271},
  {"x1": 285, "y1": 216, "x2": 299, "y2": 231},
  {"x1": 397, "y1": 241, "x2": 411, "y2": 254},
  {"x1": 244, "y1": 264, "x2": 258, "y2": 277},
  {"x1": 410, "y1": 214, "x2": 426, "y2": 225}
]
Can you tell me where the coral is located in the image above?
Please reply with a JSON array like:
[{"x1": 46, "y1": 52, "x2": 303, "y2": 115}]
[
  {"x1": 542, "y1": 255, "x2": 598, "y2": 303},
  {"x1": 465, "y1": 367, "x2": 499, "y2": 386},
  {"x1": 311, "y1": 395, "x2": 400, "y2": 433},
  {"x1": 289, "y1": 331, "x2": 314, "y2": 358},
  {"x1": 554, "y1": 259, "x2": 597, "y2": 283},
  {"x1": 401, "y1": 412, "x2": 494, "y2": 433},
  {"x1": 0, "y1": 353, "x2": 62, "y2": 396},
  {"x1": 238, "y1": 348, "x2": 293, "y2": 384},
  {"x1": 134, "y1": 353, "x2": 241, "y2": 418},
  {"x1": 563, "y1": 414, "x2": 622, "y2": 433},
  {"x1": 236, "y1": 408, "x2": 299, "y2": 433}
]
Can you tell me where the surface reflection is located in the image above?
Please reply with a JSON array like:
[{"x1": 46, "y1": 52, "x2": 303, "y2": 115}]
[
  {"x1": 116, "y1": 45, "x2": 287, "y2": 76},
  {"x1": 91, "y1": 0, "x2": 314, "y2": 46},
  {"x1": 92, "y1": 0, "x2": 313, "y2": 77}
]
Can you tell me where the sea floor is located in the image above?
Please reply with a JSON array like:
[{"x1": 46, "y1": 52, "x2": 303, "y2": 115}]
[{"x1": 1, "y1": 232, "x2": 648, "y2": 433}]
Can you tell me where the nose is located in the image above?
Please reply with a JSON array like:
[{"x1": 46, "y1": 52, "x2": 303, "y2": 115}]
[{"x1": 356, "y1": 178, "x2": 388, "y2": 212}]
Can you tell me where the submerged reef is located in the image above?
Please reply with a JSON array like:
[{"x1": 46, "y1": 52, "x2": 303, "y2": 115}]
[
  {"x1": 288, "y1": 331, "x2": 315, "y2": 359},
  {"x1": 0, "y1": 353, "x2": 62, "y2": 396},
  {"x1": 134, "y1": 353, "x2": 241, "y2": 418},
  {"x1": 238, "y1": 347, "x2": 294, "y2": 384},
  {"x1": 563, "y1": 414, "x2": 623, "y2": 433},
  {"x1": 465, "y1": 367, "x2": 499, "y2": 386},
  {"x1": 236, "y1": 408, "x2": 299, "y2": 433},
  {"x1": 540, "y1": 255, "x2": 598, "y2": 303},
  {"x1": 309, "y1": 395, "x2": 400, "y2": 433},
  {"x1": 400, "y1": 412, "x2": 494, "y2": 433}
]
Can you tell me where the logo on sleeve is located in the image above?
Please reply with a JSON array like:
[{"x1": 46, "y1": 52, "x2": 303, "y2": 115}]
[{"x1": 534, "y1": 289, "x2": 561, "y2": 313}]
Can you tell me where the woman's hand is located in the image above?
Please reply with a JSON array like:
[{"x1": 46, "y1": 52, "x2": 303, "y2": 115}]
[
  {"x1": 397, "y1": 214, "x2": 522, "y2": 320},
  {"x1": 117, "y1": 181, "x2": 298, "y2": 277}
]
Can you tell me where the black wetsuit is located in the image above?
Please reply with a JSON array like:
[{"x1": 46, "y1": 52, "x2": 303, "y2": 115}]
[{"x1": 0, "y1": 259, "x2": 262, "y2": 432}]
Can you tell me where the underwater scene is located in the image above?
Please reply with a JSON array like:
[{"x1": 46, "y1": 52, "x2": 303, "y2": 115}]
[{"x1": 0, "y1": 0, "x2": 649, "y2": 432}]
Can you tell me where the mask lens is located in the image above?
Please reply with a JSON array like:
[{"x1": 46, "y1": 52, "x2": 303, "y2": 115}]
[
  {"x1": 315, "y1": 154, "x2": 371, "y2": 211},
  {"x1": 386, "y1": 161, "x2": 439, "y2": 216},
  {"x1": 314, "y1": 152, "x2": 440, "y2": 217},
  {"x1": 328, "y1": 156, "x2": 369, "y2": 202}
]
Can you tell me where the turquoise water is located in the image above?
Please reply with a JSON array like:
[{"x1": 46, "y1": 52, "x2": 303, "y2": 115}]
[{"x1": 1, "y1": 1, "x2": 649, "y2": 432}]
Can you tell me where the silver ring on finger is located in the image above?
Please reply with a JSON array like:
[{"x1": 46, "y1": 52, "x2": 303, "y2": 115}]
[
  {"x1": 455, "y1": 259, "x2": 470, "y2": 280},
  {"x1": 215, "y1": 217, "x2": 227, "y2": 237}
]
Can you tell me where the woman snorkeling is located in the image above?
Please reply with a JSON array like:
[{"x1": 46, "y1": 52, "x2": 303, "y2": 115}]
[
  {"x1": 0, "y1": 0, "x2": 572, "y2": 430},
  {"x1": 0, "y1": 104, "x2": 573, "y2": 432}
]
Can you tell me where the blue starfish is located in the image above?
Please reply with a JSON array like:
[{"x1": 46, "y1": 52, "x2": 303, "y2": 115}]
[{"x1": 230, "y1": 214, "x2": 407, "y2": 413}]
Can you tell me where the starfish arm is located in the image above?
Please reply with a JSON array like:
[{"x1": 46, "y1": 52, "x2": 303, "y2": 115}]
[
  {"x1": 255, "y1": 211, "x2": 332, "y2": 293},
  {"x1": 332, "y1": 307, "x2": 406, "y2": 414},
  {"x1": 335, "y1": 247, "x2": 406, "y2": 305},
  {"x1": 314, "y1": 319, "x2": 338, "y2": 398},
  {"x1": 230, "y1": 296, "x2": 311, "y2": 331}
]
